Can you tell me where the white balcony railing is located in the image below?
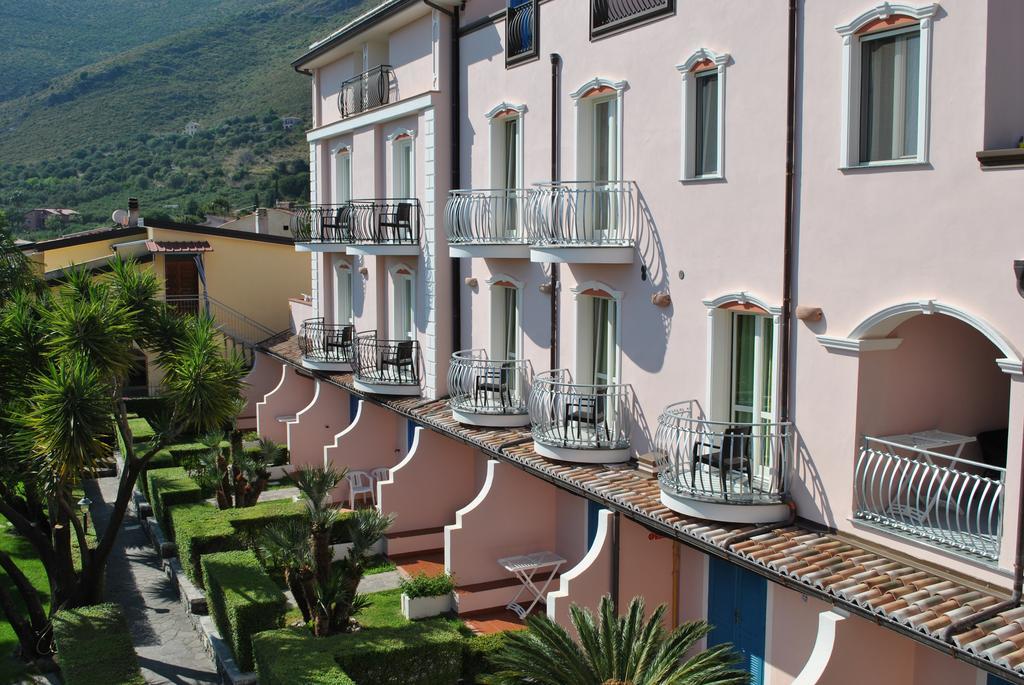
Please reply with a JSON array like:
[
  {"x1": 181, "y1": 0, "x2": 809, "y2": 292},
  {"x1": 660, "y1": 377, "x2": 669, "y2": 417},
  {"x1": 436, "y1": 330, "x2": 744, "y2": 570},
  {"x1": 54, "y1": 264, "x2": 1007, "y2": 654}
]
[
  {"x1": 448, "y1": 350, "x2": 532, "y2": 419},
  {"x1": 528, "y1": 181, "x2": 637, "y2": 247},
  {"x1": 656, "y1": 402, "x2": 791, "y2": 506},
  {"x1": 528, "y1": 369, "x2": 633, "y2": 453},
  {"x1": 854, "y1": 436, "x2": 1005, "y2": 561},
  {"x1": 445, "y1": 189, "x2": 532, "y2": 245}
]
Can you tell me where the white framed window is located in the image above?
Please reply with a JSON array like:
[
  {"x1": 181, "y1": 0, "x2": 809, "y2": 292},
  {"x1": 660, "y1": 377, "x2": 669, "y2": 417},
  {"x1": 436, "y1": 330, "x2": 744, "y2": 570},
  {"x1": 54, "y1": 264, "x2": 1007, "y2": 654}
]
[
  {"x1": 333, "y1": 259, "x2": 353, "y2": 326},
  {"x1": 388, "y1": 130, "x2": 416, "y2": 197},
  {"x1": 487, "y1": 274, "x2": 523, "y2": 360},
  {"x1": 573, "y1": 281, "x2": 623, "y2": 386},
  {"x1": 333, "y1": 146, "x2": 352, "y2": 203},
  {"x1": 836, "y1": 4, "x2": 938, "y2": 168},
  {"x1": 486, "y1": 103, "x2": 526, "y2": 190},
  {"x1": 390, "y1": 264, "x2": 415, "y2": 341},
  {"x1": 677, "y1": 49, "x2": 730, "y2": 180},
  {"x1": 571, "y1": 78, "x2": 627, "y2": 183}
]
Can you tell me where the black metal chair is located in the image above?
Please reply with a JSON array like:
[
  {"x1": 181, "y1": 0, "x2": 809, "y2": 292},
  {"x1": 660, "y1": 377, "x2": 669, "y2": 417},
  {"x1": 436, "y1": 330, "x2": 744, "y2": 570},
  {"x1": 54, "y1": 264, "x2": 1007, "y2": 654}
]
[
  {"x1": 325, "y1": 326, "x2": 353, "y2": 362},
  {"x1": 322, "y1": 205, "x2": 353, "y2": 242},
  {"x1": 563, "y1": 389, "x2": 608, "y2": 446},
  {"x1": 381, "y1": 340, "x2": 416, "y2": 382},
  {"x1": 690, "y1": 425, "x2": 753, "y2": 496},
  {"x1": 474, "y1": 363, "x2": 513, "y2": 411},
  {"x1": 378, "y1": 202, "x2": 413, "y2": 243}
]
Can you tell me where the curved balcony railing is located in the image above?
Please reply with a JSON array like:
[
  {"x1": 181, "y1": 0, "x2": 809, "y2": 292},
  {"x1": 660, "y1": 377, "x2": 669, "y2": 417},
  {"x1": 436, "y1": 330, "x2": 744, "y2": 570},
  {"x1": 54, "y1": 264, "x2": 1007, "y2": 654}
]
[
  {"x1": 353, "y1": 331, "x2": 421, "y2": 387},
  {"x1": 338, "y1": 65, "x2": 396, "y2": 119},
  {"x1": 448, "y1": 350, "x2": 532, "y2": 416},
  {"x1": 298, "y1": 318, "x2": 354, "y2": 365},
  {"x1": 293, "y1": 200, "x2": 421, "y2": 246},
  {"x1": 528, "y1": 181, "x2": 637, "y2": 247},
  {"x1": 591, "y1": 0, "x2": 674, "y2": 37},
  {"x1": 506, "y1": 0, "x2": 538, "y2": 65},
  {"x1": 656, "y1": 402, "x2": 790, "y2": 505},
  {"x1": 445, "y1": 189, "x2": 532, "y2": 245},
  {"x1": 528, "y1": 369, "x2": 633, "y2": 451},
  {"x1": 854, "y1": 436, "x2": 1004, "y2": 560}
]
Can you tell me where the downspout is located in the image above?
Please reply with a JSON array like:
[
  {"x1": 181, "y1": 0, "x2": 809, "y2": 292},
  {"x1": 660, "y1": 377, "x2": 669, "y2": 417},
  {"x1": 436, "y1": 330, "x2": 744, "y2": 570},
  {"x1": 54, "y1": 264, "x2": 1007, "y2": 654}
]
[
  {"x1": 449, "y1": 4, "x2": 462, "y2": 355},
  {"x1": 780, "y1": 0, "x2": 798, "y2": 426},
  {"x1": 611, "y1": 511, "x2": 620, "y2": 610},
  {"x1": 549, "y1": 53, "x2": 562, "y2": 370}
]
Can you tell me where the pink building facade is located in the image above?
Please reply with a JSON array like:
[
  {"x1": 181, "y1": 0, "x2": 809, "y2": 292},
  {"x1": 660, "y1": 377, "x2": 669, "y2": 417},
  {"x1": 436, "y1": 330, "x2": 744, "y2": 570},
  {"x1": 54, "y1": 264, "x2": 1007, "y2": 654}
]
[{"x1": 265, "y1": 1, "x2": 1024, "y2": 682}]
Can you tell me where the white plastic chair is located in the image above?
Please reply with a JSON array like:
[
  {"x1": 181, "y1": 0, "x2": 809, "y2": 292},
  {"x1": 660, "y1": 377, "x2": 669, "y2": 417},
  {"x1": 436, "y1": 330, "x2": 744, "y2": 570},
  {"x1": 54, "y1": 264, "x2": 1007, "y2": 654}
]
[
  {"x1": 370, "y1": 467, "x2": 390, "y2": 504},
  {"x1": 346, "y1": 470, "x2": 374, "y2": 508}
]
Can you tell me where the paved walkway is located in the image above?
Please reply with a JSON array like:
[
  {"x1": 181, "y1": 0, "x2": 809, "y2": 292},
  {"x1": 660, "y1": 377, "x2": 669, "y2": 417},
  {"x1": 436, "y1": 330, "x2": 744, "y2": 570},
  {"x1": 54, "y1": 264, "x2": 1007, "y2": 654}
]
[{"x1": 87, "y1": 476, "x2": 219, "y2": 685}]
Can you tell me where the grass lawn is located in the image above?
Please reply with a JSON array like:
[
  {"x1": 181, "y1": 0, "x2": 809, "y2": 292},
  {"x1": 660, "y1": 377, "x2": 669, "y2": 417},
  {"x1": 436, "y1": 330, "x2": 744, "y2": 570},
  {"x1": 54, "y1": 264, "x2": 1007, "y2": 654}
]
[{"x1": 0, "y1": 524, "x2": 50, "y2": 683}]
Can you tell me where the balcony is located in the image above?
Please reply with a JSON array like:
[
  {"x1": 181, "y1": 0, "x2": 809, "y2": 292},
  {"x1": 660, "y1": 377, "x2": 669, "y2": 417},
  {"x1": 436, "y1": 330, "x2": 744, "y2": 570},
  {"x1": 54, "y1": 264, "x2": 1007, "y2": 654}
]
[
  {"x1": 854, "y1": 436, "x2": 1004, "y2": 561},
  {"x1": 506, "y1": 0, "x2": 538, "y2": 67},
  {"x1": 352, "y1": 331, "x2": 421, "y2": 396},
  {"x1": 528, "y1": 181, "x2": 636, "y2": 264},
  {"x1": 448, "y1": 350, "x2": 532, "y2": 427},
  {"x1": 294, "y1": 200, "x2": 422, "y2": 256},
  {"x1": 298, "y1": 318, "x2": 354, "y2": 372},
  {"x1": 590, "y1": 0, "x2": 674, "y2": 39},
  {"x1": 338, "y1": 65, "x2": 395, "y2": 119},
  {"x1": 655, "y1": 403, "x2": 792, "y2": 524},
  {"x1": 445, "y1": 189, "x2": 532, "y2": 258},
  {"x1": 528, "y1": 369, "x2": 633, "y2": 463}
]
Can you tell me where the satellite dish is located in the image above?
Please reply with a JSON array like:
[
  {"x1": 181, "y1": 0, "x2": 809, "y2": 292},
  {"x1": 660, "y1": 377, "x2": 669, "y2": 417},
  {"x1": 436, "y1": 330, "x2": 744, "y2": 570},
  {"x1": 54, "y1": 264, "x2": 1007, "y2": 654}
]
[{"x1": 112, "y1": 209, "x2": 128, "y2": 226}]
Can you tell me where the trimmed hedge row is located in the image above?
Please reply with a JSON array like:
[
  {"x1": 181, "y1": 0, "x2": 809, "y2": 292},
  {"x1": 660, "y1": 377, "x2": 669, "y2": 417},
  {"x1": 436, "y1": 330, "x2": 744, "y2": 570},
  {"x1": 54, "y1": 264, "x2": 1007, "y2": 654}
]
[
  {"x1": 252, "y1": 629, "x2": 357, "y2": 685},
  {"x1": 146, "y1": 467, "x2": 204, "y2": 534},
  {"x1": 127, "y1": 416, "x2": 155, "y2": 442},
  {"x1": 462, "y1": 632, "x2": 509, "y2": 683},
  {"x1": 52, "y1": 603, "x2": 145, "y2": 685},
  {"x1": 202, "y1": 550, "x2": 287, "y2": 672}
]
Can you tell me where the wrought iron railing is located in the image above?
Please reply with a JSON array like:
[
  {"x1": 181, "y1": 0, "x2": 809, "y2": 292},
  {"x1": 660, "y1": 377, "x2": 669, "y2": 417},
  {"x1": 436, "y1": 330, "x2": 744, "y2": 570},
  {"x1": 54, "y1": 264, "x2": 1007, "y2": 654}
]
[
  {"x1": 590, "y1": 0, "x2": 674, "y2": 38},
  {"x1": 506, "y1": 0, "x2": 538, "y2": 66},
  {"x1": 338, "y1": 65, "x2": 395, "y2": 118},
  {"x1": 448, "y1": 350, "x2": 532, "y2": 416},
  {"x1": 353, "y1": 331, "x2": 421, "y2": 387},
  {"x1": 656, "y1": 402, "x2": 790, "y2": 505},
  {"x1": 854, "y1": 436, "x2": 1005, "y2": 560},
  {"x1": 445, "y1": 189, "x2": 532, "y2": 245},
  {"x1": 528, "y1": 369, "x2": 633, "y2": 451},
  {"x1": 292, "y1": 200, "x2": 422, "y2": 246},
  {"x1": 163, "y1": 295, "x2": 277, "y2": 349},
  {"x1": 528, "y1": 181, "x2": 637, "y2": 247},
  {"x1": 298, "y1": 318, "x2": 354, "y2": 364}
]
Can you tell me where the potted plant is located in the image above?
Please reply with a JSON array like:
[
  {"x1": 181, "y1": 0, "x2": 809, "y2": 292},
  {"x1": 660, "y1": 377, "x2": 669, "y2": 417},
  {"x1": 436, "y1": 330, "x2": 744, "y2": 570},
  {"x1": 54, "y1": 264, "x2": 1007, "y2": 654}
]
[{"x1": 400, "y1": 572, "x2": 455, "y2": 620}]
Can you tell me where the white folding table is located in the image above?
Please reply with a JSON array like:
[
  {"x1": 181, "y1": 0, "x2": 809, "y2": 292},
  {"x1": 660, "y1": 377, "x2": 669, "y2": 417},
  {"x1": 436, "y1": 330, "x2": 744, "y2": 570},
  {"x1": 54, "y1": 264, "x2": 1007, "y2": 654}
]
[
  {"x1": 497, "y1": 551, "x2": 566, "y2": 619},
  {"x1": 877, "y1": 429, "x2": 976, "y2": 459}
]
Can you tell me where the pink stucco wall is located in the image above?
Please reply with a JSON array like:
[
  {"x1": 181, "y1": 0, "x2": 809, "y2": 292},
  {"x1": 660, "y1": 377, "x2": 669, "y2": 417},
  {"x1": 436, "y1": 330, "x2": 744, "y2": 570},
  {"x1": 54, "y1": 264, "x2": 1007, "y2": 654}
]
[
  {"x1": 286, "y1": 380, "x2": 351, "y2": 470},
  {"x1": 238, "y1": 352, "x2": 284, "y2": 430},
  {"x1": 256, "y1": 367, "x2": 315, "y2": 444},
  {"x1": 322, "y1": 399, "x2": 402, "y2": 504}
]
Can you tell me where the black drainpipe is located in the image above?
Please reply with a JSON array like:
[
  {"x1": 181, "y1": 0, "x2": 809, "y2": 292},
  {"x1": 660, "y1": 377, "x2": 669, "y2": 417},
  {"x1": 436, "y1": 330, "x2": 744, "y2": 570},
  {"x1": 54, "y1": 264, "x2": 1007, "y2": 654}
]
[
  {"x1": 611, "y1": 511, "x2": 621, "y2": 609},
  {"x1": 449, "y1": 4, "x2": 462, "y2": 355},
  {"x1": 549, "y1": 53, "x2": 562, "y2": 370},
  {"x1": 780, "y1": 0, "x2": 797, "y2": 425}
]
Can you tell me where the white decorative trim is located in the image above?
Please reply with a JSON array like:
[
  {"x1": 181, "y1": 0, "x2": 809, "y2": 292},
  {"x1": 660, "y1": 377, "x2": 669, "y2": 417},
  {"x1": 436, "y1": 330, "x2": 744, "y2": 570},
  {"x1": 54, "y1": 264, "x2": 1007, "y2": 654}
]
[
  {"x1": 572, "y1": 280, "x2": 623, "y2": 301},
  {"x1": 791, "y1": 610, "x2": 851, "y2": 685},
  {"x1": 485, "y1": 272, "x2": 524, "y2": 289},
  {"x1": 307, "y1": 93, "x2": 434, "y2": 143},
  {"x1": 815, "y1": 335, "x2": 904, "y2": 353},
  {"x1": 445, "y1": 460, "x2": 500, "y2": 573},
  {"x1": 431, "y1": 10, "x2": 440, "y2": 90},
  {"x1": 836, "y1": 3, "x2": 939, "y2": 168},
  {"x1": 570, "y1": 77, "x2": 629, "y2": 100},
  {"x1": 386, "y1": 127, "x2": 417, "y2": 143},
  {"x1": 677, "y1": 49, "x2": 730, "y2": 181},
  {"x1": 702, "y1": 291, "x2": 782, "y2": 316},
  {"x1": 485, "y1": 102, "x2": 528, "y2": 119},
  {"x1": 997, "y1": 359, "x2": 1023, "y2": 376},
  {"x1": 546, "y1": 509, "x2": 612, "y2": 623}
]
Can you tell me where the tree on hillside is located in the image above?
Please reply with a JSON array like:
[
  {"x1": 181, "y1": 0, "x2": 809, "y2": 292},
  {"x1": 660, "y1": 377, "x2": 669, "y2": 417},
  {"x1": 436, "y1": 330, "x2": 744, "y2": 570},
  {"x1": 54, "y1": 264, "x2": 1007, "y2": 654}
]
[{"x1": 0, "y1": 256, "x2": 246, "y2": 665}]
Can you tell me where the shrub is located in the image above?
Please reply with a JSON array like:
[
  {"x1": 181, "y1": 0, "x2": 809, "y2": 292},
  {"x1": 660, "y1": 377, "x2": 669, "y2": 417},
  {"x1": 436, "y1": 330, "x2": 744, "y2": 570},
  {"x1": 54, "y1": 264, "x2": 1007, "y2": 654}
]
[
  {"x1": 253, "y1": 629, "x2": 355, "y2": 685},
  {"x1": 122, "y1": 395, "x2": 168, "y2": 423},
  {"x1": 400, "y1": 572, "x2": 455, "y2": 599},
  {"x1": 146, "y1": 467, "x2": 204, "y2": 535},
  {"x1": 243, "y1": 443, "x2": 289, "y2": 467},
  {"x1": 168, "y1": 442, "x2": 214, "y2": 469},
  {"x1": 52, "y1": 603, "x2": 145, "y2": 685},
  {"x1": 127, "y1": 416, "x2": 155, "y2": 442},
  {"x1": 172, "y1": 503, "x2": 242, "y2": 584},
  {"x1": 461, "y1": 632, "x2": 509, "y2": 684},
  {"x1": 332, "y1": 622, "x2": 464, "y2": 685},
  {"x1": 202, "y1": 550, "x2": 286, "y2": 672}
]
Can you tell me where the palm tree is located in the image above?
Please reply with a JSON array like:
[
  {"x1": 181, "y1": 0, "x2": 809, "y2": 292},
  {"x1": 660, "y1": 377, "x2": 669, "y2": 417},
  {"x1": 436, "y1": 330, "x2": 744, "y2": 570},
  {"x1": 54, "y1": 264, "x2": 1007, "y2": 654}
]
[
  {"x1": 485, "y1": 595, "x2": 748, "y2": 685},
  {"x1": 292, "y1": 465, "x2": 346, "y2": 586},
  {"x1": 329, "y1": 507, "x2": 394, "y2": 631},
  {"x1": 260, "y1": 519, "x2": 314, "y2": 623}
]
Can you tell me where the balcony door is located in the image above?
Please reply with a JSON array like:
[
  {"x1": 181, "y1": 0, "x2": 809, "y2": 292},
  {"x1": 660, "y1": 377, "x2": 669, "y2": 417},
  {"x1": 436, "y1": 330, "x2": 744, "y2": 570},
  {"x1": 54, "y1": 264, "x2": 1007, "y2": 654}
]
[
  {"x1": 335, "y1": 150, "x2": 351, "y2": 204},
  {"x1": 333, "y1": 260, "x2": 353, "y2": 326},
  {"x1": 392, "y1": 269, "x2": 415, "y2": 341},
  {"x1": 165, "y1": 255, "x2": 199, "y2": 315},
  {"x1": 491, "y1": 285, "x2": 520, "y2": 360},
  {"x1": 579, "y1": 294, "x2": 619, "y2": 386},
  {"x1": 394, "y1": 137, "x2": 414, "y2": 198},
  {"x1": 730, "y1": 312, "x2": 773, "y2": 426},
  {"x1": 590, "y1": 98, "x2": 618, "y2": 239},
  {"x1": 501, "y1": 118, "x2": 520, "y2": 236}
]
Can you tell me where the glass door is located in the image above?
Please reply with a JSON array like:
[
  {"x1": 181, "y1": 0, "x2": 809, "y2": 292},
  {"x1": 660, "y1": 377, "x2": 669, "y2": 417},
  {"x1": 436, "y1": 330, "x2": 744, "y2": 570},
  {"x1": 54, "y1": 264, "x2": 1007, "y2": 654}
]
[
  {"x1": 591, "y1": 99, "x2": 618, "y2": 241},
  {"x1": 336, "y1": 152, "x2": 351, "y2": 203},
  {"x1": 730, "y1": 312, "x2": 775, "y2": 483},
  {"x1": 396, "y1": 276, "x2": 414, "y2": 341},
  {"x1": 495, "y1": 286, "x2": 519, "y2": 360},
  {"x1": 395, "y1": 139, "x2": 414, "y2": 198},
  {"x1": 333, "y1": 262, "x2": 353, "y2": 326},
  {"x1": 502, "y1": 117, "x2": 520, "y2": 237},
  {"x1": 591, "y1": 296, "x2": 618, "y2": 386}
]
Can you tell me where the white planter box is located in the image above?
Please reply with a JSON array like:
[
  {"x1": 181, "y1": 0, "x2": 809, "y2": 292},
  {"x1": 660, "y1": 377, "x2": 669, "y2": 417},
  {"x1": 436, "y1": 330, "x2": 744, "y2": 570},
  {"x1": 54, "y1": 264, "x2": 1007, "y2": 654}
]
[{"x1": 401, "y1": 592, "x2": 452, "y2": 620}]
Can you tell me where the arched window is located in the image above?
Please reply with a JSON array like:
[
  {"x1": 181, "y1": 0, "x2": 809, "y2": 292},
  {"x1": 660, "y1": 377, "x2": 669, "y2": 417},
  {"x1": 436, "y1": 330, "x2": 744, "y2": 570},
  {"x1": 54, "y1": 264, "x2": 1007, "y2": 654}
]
[
  {"x1": 487, "y1": 274, "x2": 523, "y2": 359},
  {"x1": 677, "y1": 49, "x2": 730, "y2": 180}
]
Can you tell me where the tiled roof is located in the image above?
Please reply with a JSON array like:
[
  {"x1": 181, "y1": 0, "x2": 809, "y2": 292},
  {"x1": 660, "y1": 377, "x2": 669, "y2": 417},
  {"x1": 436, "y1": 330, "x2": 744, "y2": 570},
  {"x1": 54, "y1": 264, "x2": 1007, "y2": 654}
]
[
  {"x1": 263, "y1": 334, "x2": 1024, "y2": 681},
  {"x1": 145, "y1": 240, "x2": 213, "y2": 253}
]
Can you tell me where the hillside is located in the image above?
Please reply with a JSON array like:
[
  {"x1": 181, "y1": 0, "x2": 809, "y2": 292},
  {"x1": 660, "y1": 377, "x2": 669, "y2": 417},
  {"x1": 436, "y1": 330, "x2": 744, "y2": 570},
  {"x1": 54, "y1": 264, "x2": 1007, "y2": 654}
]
[{"x1": 0, "y1": 0, "x2": 372, "y2": 234}]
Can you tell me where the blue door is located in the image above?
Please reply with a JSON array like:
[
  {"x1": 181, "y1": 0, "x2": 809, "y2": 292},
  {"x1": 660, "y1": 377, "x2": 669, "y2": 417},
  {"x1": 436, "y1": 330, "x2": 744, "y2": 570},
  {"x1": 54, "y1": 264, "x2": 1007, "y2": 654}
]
[
  {"x1": 586, "y1": 501, "x2": 604, "y2": 548},
  {"x1": 407, "y1": 419, "x2": 417, "y2": 450},
  {"x1": 348, "y1": 395, "x2": 360, "y2": 422},
  {"x1": 988, "y1": 674, "x2": 1013, "y2": 685},
  {"x1": 707, "y1": 556, "x2": 766, "y2": 685}
]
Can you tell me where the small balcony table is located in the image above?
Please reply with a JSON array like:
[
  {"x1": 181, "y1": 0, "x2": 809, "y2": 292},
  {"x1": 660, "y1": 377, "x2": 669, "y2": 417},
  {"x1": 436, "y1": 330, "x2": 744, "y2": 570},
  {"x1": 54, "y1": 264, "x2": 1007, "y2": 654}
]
[
  {"x1": 497, "y1": 551, "x2": 566, "y2": 620},
  {"x1": 877, "y1": 429, "x2": 976, "y2": 459}
]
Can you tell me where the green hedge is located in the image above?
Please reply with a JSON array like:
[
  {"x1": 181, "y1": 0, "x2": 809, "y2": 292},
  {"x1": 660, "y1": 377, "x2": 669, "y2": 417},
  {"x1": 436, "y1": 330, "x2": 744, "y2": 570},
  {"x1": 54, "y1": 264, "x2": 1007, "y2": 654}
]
[
  {"x1": 167, "y1": 442, "x2": 213, "y2": 469},
  {"x1": 202, "y1": 550, "x2": 286, "y2": 672},
  {"x1": 462, "y1": 633, "x2": 509, "y2": 684},
  {"x1": 146, "y1": 467, "x2": 204, "y2": 535},
  {"x1": 52, "y1": 603, "x2": 145, "y2": 685},
  {"x1": 122, "y1": 395, "x2": 168, "y2": 423},
  {"x1": 127, "y1": 416, "x2": 155, "y2": 442},
  {"x1": 253, "y1": 629, "x2": 356, "y2": 685}
]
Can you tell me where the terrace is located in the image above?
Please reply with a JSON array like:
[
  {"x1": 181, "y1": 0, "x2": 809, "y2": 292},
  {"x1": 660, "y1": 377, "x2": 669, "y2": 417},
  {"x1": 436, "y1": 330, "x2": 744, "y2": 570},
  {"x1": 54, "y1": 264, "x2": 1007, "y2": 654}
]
[
  {"x1": 352, "y1": 330, "x2": 422, "y2": 396},
  {"x1": 445, "y1": 189, "x2": 532, "y2": 258},
  {"x1": 297, "y1": 317, "x2": 354, "y2": 372},
  {"x1": 448, "y1": 350, "x2": 532, "y2": 427},
  {"x1": 528, "y1": 181, "x2": 637, "y2": 264},
  {"x1": 293, "y1": 199, "x2": 421, "y2": 256}
]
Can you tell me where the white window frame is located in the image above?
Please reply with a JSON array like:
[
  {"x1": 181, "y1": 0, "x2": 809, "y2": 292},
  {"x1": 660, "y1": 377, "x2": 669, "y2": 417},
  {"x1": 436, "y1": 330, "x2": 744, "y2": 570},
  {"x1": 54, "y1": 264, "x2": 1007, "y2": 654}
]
[
  {"x1": 390, "y1": 263, "x2": 416, "y2": 341},
  {"x1": 570, "y1": 78, "x2": 628, "y2": 182},
  {"x1": 572, "y1": 281, "x2": 623, "y2": 386},
  {"x1": 486, "y1": 273, "x2": 524, "y2": 360},
  {"x1": 331, "y1": 144, "x2": 352, "y2": 203},
  {"x1": 486, "y1": 103, "x2": 527, "y2": 190},
  {"x1": 387, "y1": 129, "x2": 416, "y2": 198},
  {"x1": 677, "y1": 49, "x2": 730, "y2": 181},
  {"x1": 835, "y1": 3, "x2": 938, "y2": 169},
  {"x1": 332, "y1": 258, "x2": 354, "y2": 326}
]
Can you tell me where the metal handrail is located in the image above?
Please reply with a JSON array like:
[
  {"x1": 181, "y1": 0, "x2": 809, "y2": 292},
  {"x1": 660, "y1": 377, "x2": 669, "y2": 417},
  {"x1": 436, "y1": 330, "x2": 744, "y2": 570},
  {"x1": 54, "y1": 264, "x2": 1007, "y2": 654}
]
[
  {"x1": 163, "y1": 295, "x2": 277, "y2": 348},
  {"x1": 528, "y1": 181, "x2": 637, "y2": 247},
  {"x1": 298, "y1": 318, "x2": 354, "y2": 364},
  {"x1": 445, "y1": 189, "x2": 533, "y2": 245},
  {"x1": 590, "y1": 0, "x2": 674, "y2": 36},
  {"x1": 655, "y1": 401, "x2": 791, "y2": 505},
  {"x1": 338, "y1": 64, "x2": 395, "y2": 118},
  {"x1": 506, "y1": 0, "x2": 538, "y2": 65},
  {"x1": 854, "y1": 435, "x2": 1005, "y2": 560},
  {"x1": 292, "y1": 199, "x2": 422, "y2": 246},
  {"x1": 353, "y1": 330, "x2": 421, "y2": 386},
  {"x1": 528, "y1": 369, "x2": 633, "y2": 451},
  {"x1": 448, "y1": 350, "x2": 533, "y2": 415}
]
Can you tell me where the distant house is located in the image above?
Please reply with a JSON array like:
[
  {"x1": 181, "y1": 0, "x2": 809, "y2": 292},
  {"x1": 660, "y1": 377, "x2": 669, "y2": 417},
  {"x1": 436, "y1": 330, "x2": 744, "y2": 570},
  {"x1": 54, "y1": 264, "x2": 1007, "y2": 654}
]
[
  {"x1": 23, "y1": 208, "x2": 79, "y2": 231},
  {"x1": 281, "y1": 116, "x2": 302, "y2": 130},
  {"x1": 216, "y1": 207, "x2": 298, "y2": 238},
  {"x1": 184, "y1": 121, "x2": 200, "y2": 136}
]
